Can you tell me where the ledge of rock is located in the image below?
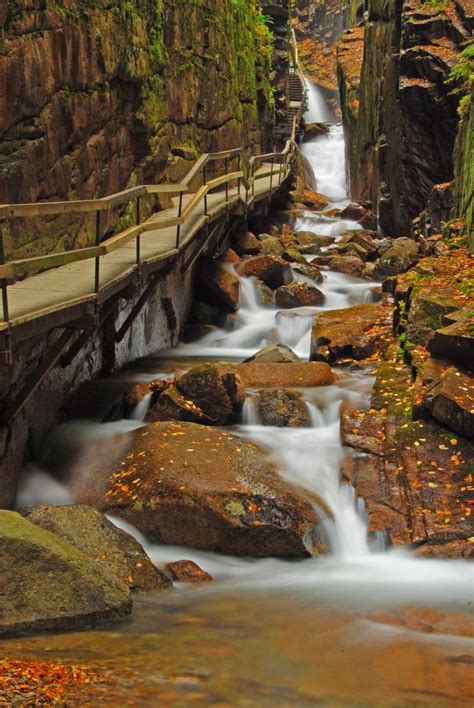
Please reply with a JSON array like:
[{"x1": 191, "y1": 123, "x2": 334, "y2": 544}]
[
  {"x1": 243, "y1": 343, "x2": 301, "y2": 364},
  {"x1": 310, "y1": 303, "x2": 390, "y2": 363},
  {"x1": 164, "y1": 560, "x2": 213, "y2": 584},
  {"x1": 0, "y1": 511, "x2": 132, "y2": 636},
  {"x1": 97, "y1": 421, "x2": 328, "y2": 558}
]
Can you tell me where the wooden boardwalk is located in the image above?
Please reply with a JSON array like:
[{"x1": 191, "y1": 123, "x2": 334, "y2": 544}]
[{"x1": 0, "y1": 161, "x2": 288, "y2": 336}]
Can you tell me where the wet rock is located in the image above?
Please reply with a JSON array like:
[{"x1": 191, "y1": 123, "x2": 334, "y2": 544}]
[
  {"x1": 340, "y1": 403, "x2": 385, "y2": 456},
  {"x1": 282, "y1": 248, "x2": 307, "y2": 265},
  {"x1": 244, "y1": 343, "x2": 301, "y2": 364},
  {"x1": 328, "y1": 255, "x2": 365, "y2": 278},
  {"x1": 183, "y1": 324, "x2": 218, "y2": 343},
  {"x1": 311, "y1": 303, "x2": 390, "y2": 363},
  {"x1": 259, "y1": 236, "x2": 285, "y2": 256},
  {"x1": 164, "y1": 560, "x2": 213, "y2": 584},
  {"x1": 255, "y1": 278, "x2": 274, "y2": 306},
  {"x1": 100, "y1": 421, "x2": 327, "y2": 558},
  {"x1": 199, "y1": 258, "x2": 240, "y2": 311},
  {"x1": 292, "y1": 262, "x2": 324, "y2": 284},
  {"x1": 424, "y1": 368, "x2": 474, "y2": 439},
  {"x1": 223, "y1": 248, "x2": 241, "y2": 264},
  {"x1": 255, "y1": 389, "x2": 311, "y2": 428},
  {"x1": 0, "y1": 511, "x2": 132, "y2": 636},
  {"x1": 303, "y1": 122, "x2": 330, "y2": 140},
  {"x1": 290, "y1": 189, "x2": 330, "y2": 211},
  {"x1": 373, "y1": 238, "x2": 419, "y2": 278},
  {"x1": 233, "y1": 231, "x2": 262, "y2": 256},
  {"x1": 324, "y1": 208, "x2": 342, "y2": 218},
  {"x1": 237, "y1": 255, "x2": 293, "y2": 289},
  {"x1": 293, "y1": 230, "x2": 319, "y2": 246},
  {"x1": 190, "y1": 300, "x2": 227, "y2": 328},
  {"x1": 148, "y1": 364, "x2": 245, "y2": 425},
  {"x1": 275, "y1": 282, "x2": 325, "y2": 308},
  {"x1": 340, "y1": 203, "x2": 377, "y2": 230},
  {"x1": 22, "y1": 505, "x2": 170, "y2": 593},
  {"x1": 232, "y1": 362, "x2": 334, "y2": 388}
]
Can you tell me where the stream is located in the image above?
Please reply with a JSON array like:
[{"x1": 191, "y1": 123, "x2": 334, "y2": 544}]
[{"x1": 8, "y1": 81, "x2": 474, "y2": 706}]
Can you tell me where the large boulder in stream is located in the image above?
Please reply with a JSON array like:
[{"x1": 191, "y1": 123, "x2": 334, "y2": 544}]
[
  {"x1": 255, "y1": 389, "x2": 311, "y2": 428},
  {"x1": 0, "y1": 511, "x2": 132, "y2": 636},
  {"x1": 236, "y1": 254, "x2": 293, "y2": 289},
  {"x1": 147, "y1": 364, "x2": 245, "y2": 425},
  {"x1": 275, "y1": 282, "x2": 325, "y2": 308},
  {"x1": 97, "y1": 421, "x2": 328, "y2": 558},
  {"x1": 311, "y1": 303, "x2": 390, "y2": 363},
  {"x1": 21, "y1": 505, "x2": 171, "y2": 593}
]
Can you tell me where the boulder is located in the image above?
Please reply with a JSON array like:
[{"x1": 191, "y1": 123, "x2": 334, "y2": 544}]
[
  {"x1": 147, "y1": 364, "x2": 245, "y2": 425},
  {"x1": 311, "y1": 303, "x2": 390, "y2": 362},
  {"x1": 232, "y1": 361, "x2": 334, "y2": 387},
  {"x1": 190, "y1": 300, "x2": 227, "y2": 327},
  {"x1": 199, "y1": 258, "x2": 240, "y2": 311},
  {"x1": 373, "y1": 238, "x2": 419, "y2": 278},
  {"x1": 255, "y1": 389, "x2": 311, "y2": 427},
  {"x1": 164, "y1": 560, "x2": 213, "y2": 583},
  {"x1": 22, "y1": 505, "x2": 170, "y2": 593},
  {"x1": 259, "y1": 236, "x2": 285, "y2": 256},
  {"x1": 291, "y1": 189, "x2": 330, "y2": 211},
  {"x1": 340, "y1": 203, "x2": 377, "y2": 230},
  {"x1": 329, "y1": 255, "x2": 365, "y2": 278},
  {"x1": 233, "y1": 231, "x2": 262, "y2": 255},
  {"x1": 223, "y1": 248, "x2": 241, "y2": 264},
  {"x1": 303, "y1": 122, "x2": 330, "y2": 140},
  {"x1": 424, "y1": 368, "x2": 474, "y2": 439},
  {"x1": 293, "y1": 230, "x2": 319, "y2": 246},
  {"x1": 292, "y1": 262, "x2": 324, "y2": 284},
  {"x1": 237, "y1": 255, "x2": 293, "y2": 289},
  {"x1": 0, "y1": 511, "x2": 131, "y2": 636},
  {"x1": 275, "y1": 282, "x2": 325, "y2": 308},
  {"x1": 99, "y1": 422, "x2": 328, "y2": 558},
  {"x1": 282, "y1": 248, "x2": 307, "y2": 265},
  {"x1": 244, "y1": 343, "x2": 301, "y2": 364}
]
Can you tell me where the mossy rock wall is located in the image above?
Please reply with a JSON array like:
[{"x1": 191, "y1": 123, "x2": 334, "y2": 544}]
[
  {"x1": 337, "y1": 0, "x2": 471, "y2": 235},
  {"x1": 0, "y1": 0, "x2": 277, "y2": 259},
  {"x1": 453, "y1": 89, "x2": 473, "y2": 251}
]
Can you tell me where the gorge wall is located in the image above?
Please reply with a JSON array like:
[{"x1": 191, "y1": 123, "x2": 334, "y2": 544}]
[
  {"x1": 0, "y1": 0, "x2": 277, "y2": 259},
  {"x1": 336, "y1": 0, "x2": 472, "y2": 236}
]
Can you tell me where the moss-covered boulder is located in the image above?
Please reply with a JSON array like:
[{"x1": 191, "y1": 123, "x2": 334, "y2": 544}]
[
  {"x1": 97, "y1": 422, "x2": 328, "y2": 558},
  {"x1": 406, "y1": 288, "x2": 459, "y2": 346},
  {"x1": 22, "y1": 505, "x2": 170, "y2": 593},
  {"x1": 0, "y1": 511, "x2": 131, "y2": 636}
]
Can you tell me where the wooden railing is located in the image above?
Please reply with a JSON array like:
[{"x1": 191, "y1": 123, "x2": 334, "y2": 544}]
[{"x1": 0, "y1": 135, "x2": 298, "y2": 325}]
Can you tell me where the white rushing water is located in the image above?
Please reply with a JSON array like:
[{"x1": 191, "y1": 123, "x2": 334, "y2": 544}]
[{"x1": 17, "y1": 81, "x2": 474, "y2": 618}]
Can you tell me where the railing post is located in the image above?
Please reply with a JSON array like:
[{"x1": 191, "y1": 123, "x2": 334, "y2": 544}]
[
  {"x1": 94, "y1": 210, "x2": 101, "y2": 294},
  {"x1": 278, "y1": 156, "x2": 283, "y2": 185},
  {"x1": 176, "y1": 191, "x2": 184, "y2": 249},
  {"x1": 270, "y1": 158, "x2": 274, "y2": 190},
  {"x1": 136, "y1": 196, "x2": 141, "y2": 279},
  {"x1": 203, "y1": 165, "x2": 208, "y2": 216},
  {"x1": 225, "y1": 157, "x2": 229, "y2": 207},
  {"x1": 252, "y1": 162, "x2": 256, "y2": 197},
  {"x1": 0, "y1": 227, "x2": 9, "y2": 324}
]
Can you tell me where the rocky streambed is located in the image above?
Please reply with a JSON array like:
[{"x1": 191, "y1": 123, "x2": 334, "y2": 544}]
[{"x1": 1, "y1": 121, "x2": 473, "y2": 704}]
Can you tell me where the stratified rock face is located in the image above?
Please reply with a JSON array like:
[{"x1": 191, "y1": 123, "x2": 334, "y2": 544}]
[
  {"x1": 98, "y1": 421, "x2": 327, "y2": 558},
  {"x1": 0, "y1": 1, "x2": 275, "y2": 258},
  {"x1": 311, "y1": 303, "x2": 390, "y2": 362},
  {"x1": 337, "y1": 0, "x2": 471, "y2": 235},
  {"x1": 0, "y1": 511, "x2": 132, "y2": 636},
  {"x1": 21, "y1": 505, "x2": 171, "y2": 593}
]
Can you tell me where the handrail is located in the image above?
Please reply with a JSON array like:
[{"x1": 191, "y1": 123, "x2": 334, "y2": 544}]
[
  {"x1": 0, "y1": 74, "x2": 304, "y2": 328},
  {"x1": 0, "y1": 148, "x2": 244, "y2": 219}
]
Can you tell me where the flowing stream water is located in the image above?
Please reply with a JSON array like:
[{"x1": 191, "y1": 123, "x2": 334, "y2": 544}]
[{"x1": 9, "y1": 81, "x2": 474, "y2": 706}]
